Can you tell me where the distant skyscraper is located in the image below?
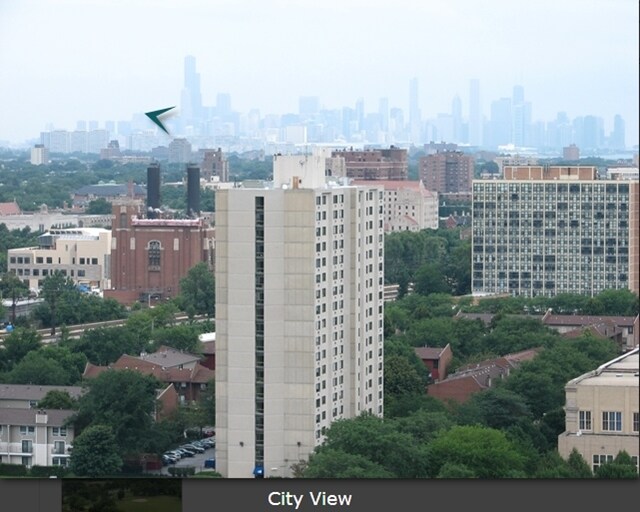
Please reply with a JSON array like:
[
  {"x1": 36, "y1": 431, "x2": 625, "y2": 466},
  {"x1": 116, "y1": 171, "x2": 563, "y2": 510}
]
[
  {"x1": 489, "y1": 98, "x2": 512, "y2": 147},
  {"x1": 451, "y1": 95, "x2": 462, "y2": 143},
  {"x1": 181, "y1": 55, "x2": 203, "y2": 128},
  {"x1": 610, "y1": 114, "x2": 626, "y2": 150},
  {"x1": 512, "y1": 85, "x2": 526, "y2": 147},
  {"x1": 216, "y1": 93, "x2": 232, "y2": 117},
  {"x1": 299, "y1": 96, "x2": 320, "y2": 117},
  {"x1": 409, "y1": 77, "x2": 421, "y2": 143},
  {"x1": 378, "y1": 97, "x2": 389, "y2": 133},
  {"x1": 469, "y1": 79, "x2": 482, "y2": 147}
]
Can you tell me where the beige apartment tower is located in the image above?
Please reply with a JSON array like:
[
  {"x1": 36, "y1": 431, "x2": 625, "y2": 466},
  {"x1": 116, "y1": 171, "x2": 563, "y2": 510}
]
[{"x1": 215, "y1": 153, "x2": 384, "y2": 478}]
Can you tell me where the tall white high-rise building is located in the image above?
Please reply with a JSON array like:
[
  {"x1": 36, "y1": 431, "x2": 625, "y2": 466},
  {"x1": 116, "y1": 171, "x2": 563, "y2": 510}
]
[{"x1": 215, "y1": 153, "x2": 385, "y2": 478}]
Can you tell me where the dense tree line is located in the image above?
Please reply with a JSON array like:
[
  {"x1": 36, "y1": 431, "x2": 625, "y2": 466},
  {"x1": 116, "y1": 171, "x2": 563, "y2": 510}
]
[{"x1": 384, "y1": 228, "x2": 471, "y2": 296}]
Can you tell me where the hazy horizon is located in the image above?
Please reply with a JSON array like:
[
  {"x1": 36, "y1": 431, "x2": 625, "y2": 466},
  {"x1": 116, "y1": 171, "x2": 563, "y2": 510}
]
[{"x1": 1, "y1": 0, "x2": 638, "y2": 147}]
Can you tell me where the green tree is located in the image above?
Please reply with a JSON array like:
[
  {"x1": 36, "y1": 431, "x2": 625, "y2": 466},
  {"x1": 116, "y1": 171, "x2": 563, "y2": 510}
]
[
  {"x1": 8, "y1": 351, "x2": 74, "y2": 385},
  {"x1": 178, "y1": 262, "x2": 215, "y2": 317},
  {"x1": 0, "y1": 272, "x2": 29, "y2": 324},
  {"x1": 69, "y1": 425, "x2": 123, "y2": 477},
  {"x1": 595, "y1": 450, "x2": 639, "y2": 479},
  {"x1": 68, "y1": 326, "x2": 147, "y2": 366},
  {"x1": 303, "y1": 448, "x2": 395, "y2": 478},
  {"x1": 437, "y1": 462, "x2": 477, "y2": 478},
  {"x1": 38, "y1": 271, "x2": 76, "y2": 335},
  {"x1": 456, "y1": 387, "x2": 533, "y2": 430},
  {"x1": 427, "y1": 425, "x2": 526, "y2": 478},
  {"x1": 567, "y1": 448, "x2": 593, "y2": 478},
  {"x1": 314, "y1": 413, "x2": 430, "y2": 478},
  {"x1": 150, "y1": 324, "x2": 200, "y2": 353},
  {"x1": 38, "y1": 390, "x2": 78, "y2": 410},
  {"x1": 0, "y1": 327, "x2": 42, "y2": 372},
  {"x1": 72, "y1": 370, "x2": 160, "y2": 456},
  {"x1": 85, "y1": 198, "x2": 113, "y2": 214}
]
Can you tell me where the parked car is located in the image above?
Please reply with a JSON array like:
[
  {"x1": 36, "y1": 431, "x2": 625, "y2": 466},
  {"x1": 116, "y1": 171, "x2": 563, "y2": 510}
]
[
  {"x1": 176, "y1": 448, "x2": 195, "y2": 457},
  {"x1": 182, "y1": 444, "x2": 205, "y2": 454},
  {"x1": 162, "y1": 454, "x2": 177, "y2": 465}
]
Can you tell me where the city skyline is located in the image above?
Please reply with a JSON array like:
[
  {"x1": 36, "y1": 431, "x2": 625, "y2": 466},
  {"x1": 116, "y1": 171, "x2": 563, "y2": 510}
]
[{"x1": 0, "y1": 0, "x2": 638, "y2": 146}]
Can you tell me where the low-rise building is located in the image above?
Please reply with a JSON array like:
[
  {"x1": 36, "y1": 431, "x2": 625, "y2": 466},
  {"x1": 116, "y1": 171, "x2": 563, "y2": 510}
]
[
  {"x1": 0, "y1": 409, "x2": 74, "y2": 468},
  {"x1": 542, "y1": 312, "x2": 639, "y2": 351},
  {"x1": 414, "y1": 344, "x2": 453, "y2": 382},
  {"x1": 7, "y1": 227, "x2": 112, "y2": 291},
  {"x1": 83, "y1": 350, "x2": 214, "y2": 405},
  {"x1": 427, "y1": 348, "x2": 541, "y2": 404},
  {"x1": 558, "y1": 347, "x2": 639, "y2": 473},
  {"x1": 0, "y1": 385, "x2": 83, "y2": 410}
]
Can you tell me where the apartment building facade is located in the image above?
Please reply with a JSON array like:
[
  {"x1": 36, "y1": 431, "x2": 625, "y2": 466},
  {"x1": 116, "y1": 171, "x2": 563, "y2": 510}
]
[
  {"x1": 331, "y1": 146, "x2": 407, "y2": 180},
  {"x1": 7, "y1": 228, "x2": 112, "y2": 291},
  {"x1": 215, "y1": 153, "x2": 384, "y2": 478},
  {"x1": 0, "y1": 409, "x2": 74, "y2": 468},
  {"x1": 558, "y1": 348, "x2": 639, "y2": 473},
  {"x1": 419, "y1": 150, "x2": 474, "y2": 197},
  {"x1": 472, "y1": 166, "x2": 639, "y2": 297},
  {"x1": 352, "y1": 180, "x2": 438, "y2": 232}
]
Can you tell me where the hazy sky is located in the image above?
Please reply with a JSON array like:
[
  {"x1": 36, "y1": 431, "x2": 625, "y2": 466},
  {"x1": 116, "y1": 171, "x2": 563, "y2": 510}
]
[{"x1": 1, "y1": 0, "x2": 638, "y2": 146}]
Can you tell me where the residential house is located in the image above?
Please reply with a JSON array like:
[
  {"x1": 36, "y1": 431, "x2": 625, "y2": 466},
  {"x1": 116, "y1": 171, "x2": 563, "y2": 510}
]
[
  {"x1": 427, "y1": 348, "x2": 542, "y2": 404},
  {"x1": 542, "y1": 312, "x2": 639, "y2": 351},
  {"x1": 0, "y1": 385, "x2": 83, "y2": 410},
  {"x1": 414, "y1": 344, "x2": 453, "y2": 382}
]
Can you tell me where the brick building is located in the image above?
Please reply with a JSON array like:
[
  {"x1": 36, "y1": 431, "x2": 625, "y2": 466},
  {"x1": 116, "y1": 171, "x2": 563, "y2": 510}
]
[
  {"x1": 331, "y1": 146, "x2": 408, "y2": 180},
  {"x1": 104, "y1": 164, "x2": 215, "y2": 306},
  {"x1": 419, "y1": 150, "x2": 474, "y2": 197}
]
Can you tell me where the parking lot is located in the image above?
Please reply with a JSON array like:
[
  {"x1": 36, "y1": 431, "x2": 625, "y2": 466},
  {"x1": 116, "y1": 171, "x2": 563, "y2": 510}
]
[{"x1": 158, "y1": 446, "x2": 216, "y2": 475}]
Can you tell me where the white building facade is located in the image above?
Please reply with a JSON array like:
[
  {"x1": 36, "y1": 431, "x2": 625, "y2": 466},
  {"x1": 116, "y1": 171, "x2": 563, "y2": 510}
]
[
  {"x1": 8, "y1": 228, "x2": 112, "y2": 291},
  {"x1": 215, "y1": 153, "x2": 384, "y2": 478}
]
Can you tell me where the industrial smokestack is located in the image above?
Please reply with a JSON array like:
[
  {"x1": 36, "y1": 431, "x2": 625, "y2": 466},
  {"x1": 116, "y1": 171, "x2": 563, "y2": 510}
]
[
  {"x1": 147, "y1": 163, "x2": 161, "y2": 219},
  {"x1": 186, "y1": 164, "x2": 200, "y2": 218}
]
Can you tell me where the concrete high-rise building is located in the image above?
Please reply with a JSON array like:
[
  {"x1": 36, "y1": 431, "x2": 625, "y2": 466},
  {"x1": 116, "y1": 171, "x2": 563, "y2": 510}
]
[
  {"x1": 558, "y1": 347, "x2": 639, "y2": 474},
  {"x1": 215, "y1": 153, "x2": 384, "y2": 478},
  {"x1": 30, "y1": 144, "x2": 49, "y2": 165},
  {"x1": 469, "y1": 79, "x2": 483, "y2": 147},
  {"x1": 419, "y1": 150, "x2": 474, "y2": 197},
  {"x1": 472, "y1": 166, "x2": 640, "y2": 297}
]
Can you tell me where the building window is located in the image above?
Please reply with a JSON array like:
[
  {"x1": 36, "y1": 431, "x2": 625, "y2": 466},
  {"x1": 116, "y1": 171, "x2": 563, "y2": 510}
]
[
  {"x1": 579, "y1": 410, "x2": 592, "y2": 431},
  {"x1": 592, "y1": 454, "x2": 613, "y2": 473},
  {"x1": 53, "y1": 457, "x2": 68, "y2": 467},
  {"x1": 148, "y1": 241, "x2": 161, "y2": 269},
  {"x1": 22, "y1": 440, "x2": 33, "y2": 453},
  {"x1": 52, "y1": 427, "x2": 67, "y2": 437},
  {"x1": 602, "y1": 411, "x2": 622, "y2": 431},
  {"x1": 633, "y1": 412, "x2": 639, "y2": 433},
  {"x1": 19, "y1": 426, "x2": 35, "y2": 435},
  {"x1": 22, "y1": 456, "x2": 31, "y2": 467},
  {"x1": 53, "y1": 441, "x2": 65, "y2": 455}
]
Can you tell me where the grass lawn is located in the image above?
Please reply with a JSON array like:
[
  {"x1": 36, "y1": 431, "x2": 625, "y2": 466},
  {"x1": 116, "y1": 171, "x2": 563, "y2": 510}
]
[{"x1": 117, "y1": 495, "x2": 181, "y2": 512}]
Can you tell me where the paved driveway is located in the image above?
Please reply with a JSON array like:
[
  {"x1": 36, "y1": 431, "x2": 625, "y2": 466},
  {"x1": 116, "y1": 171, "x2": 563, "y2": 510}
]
[{"x1": 158, "y1": 446, "x2": 216, "y2": 475}]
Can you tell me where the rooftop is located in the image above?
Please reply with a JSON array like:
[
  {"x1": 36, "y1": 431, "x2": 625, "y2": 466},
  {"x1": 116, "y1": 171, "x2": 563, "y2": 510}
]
[
  {"x1": 0, "y1": 384, "x2": 84, "y2": 401},
  {"x1": 0, "y1": 407, "x2": 75, "y2": 427}
]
